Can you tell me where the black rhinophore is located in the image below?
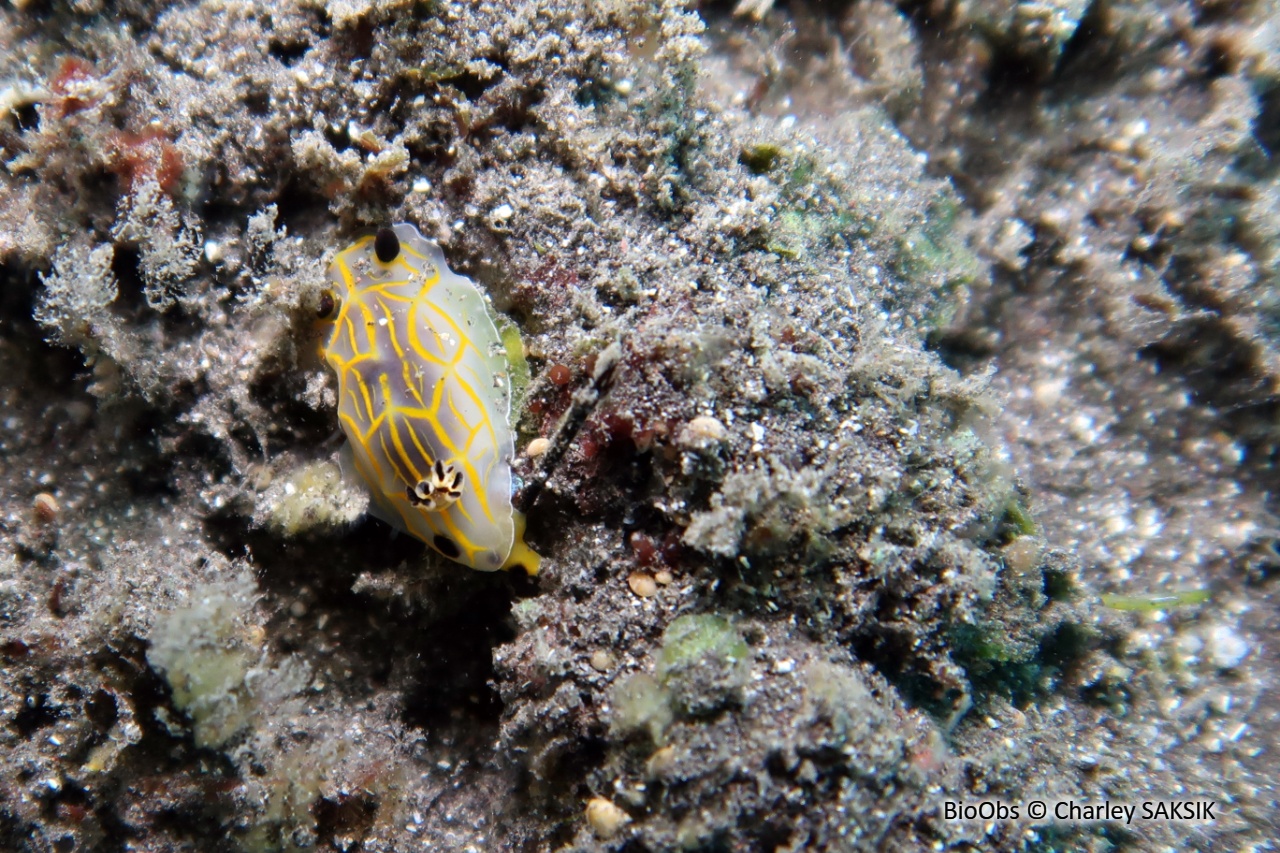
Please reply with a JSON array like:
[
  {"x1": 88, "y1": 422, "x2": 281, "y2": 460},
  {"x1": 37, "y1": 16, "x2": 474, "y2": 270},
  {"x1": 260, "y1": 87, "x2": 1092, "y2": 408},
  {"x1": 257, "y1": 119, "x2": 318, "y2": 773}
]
[{"x1": 374, "y1": 227, "x2": 400, "y2": 263}]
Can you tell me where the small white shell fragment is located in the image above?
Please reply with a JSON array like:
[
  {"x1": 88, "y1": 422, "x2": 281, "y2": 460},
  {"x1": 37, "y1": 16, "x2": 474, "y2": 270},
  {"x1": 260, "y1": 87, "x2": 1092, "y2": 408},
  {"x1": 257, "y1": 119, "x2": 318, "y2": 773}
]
[
  {"x1": 585, "y1": 797, "x2": 631, "y2": 839},
  {"x1": 1207, "y1": 624, "x2": 1250, "y2": 670},
  {"x1": 678, "y1": 415, "x2": 727, "y2": 450},
  {"x1": 628, "y1": 572, "x2": 658, "y2": 598},
  {"x1": 32, "y1": 492, "x2": 59, "y2": 523}
]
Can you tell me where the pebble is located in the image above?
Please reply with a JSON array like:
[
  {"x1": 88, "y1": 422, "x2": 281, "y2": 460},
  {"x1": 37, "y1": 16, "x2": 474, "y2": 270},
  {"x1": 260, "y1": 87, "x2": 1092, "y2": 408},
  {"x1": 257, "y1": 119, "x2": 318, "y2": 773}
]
[
  {"x1": 585, "y1": 797, "x2": 630, "y2": 839},
  {"x1": 32, "y1": 493, "x2": 59, "y2": 523},
  {"x1": 678, "y1": 415, "x2": 726, "y2": 450},
  {"x1": 1207, "y1": 624, "x2": 1250, "y2": 670},
  {"x1": 645, "y1": 745, "x2": 676, "y2": 779},
  {"x1": 547, "y1": 364, "x2": 571, "y2": 385},
  {"x1": 627, "y1": 572, "x2": 657, "y2": 598}
]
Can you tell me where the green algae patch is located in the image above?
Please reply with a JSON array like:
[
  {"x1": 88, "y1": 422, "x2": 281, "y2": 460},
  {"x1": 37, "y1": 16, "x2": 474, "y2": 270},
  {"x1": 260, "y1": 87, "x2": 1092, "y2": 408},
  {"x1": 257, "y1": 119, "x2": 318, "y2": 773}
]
[
  {"x1": 657, "y1": 614, "x2": 751, "y2": 716},
  {"x1": 740, "y1": 142, "x2": 783, "y2": 174},
  {"x1": 765, "y1": 209, "x2": 867, "y2": 260},
  {"x1": 891, "y1": 198, "x2": 984, "y2": 328},
  {"x1": 497, "y1": 315, "x2": 531, "y2": 407},
  {"x1": 611, "y1": 672, "x2": 674, "y2": 743},
  {"x1": 611, "y1": 615, "x2": 753, "y2": 741},
  {"x1": 999, "y1": 496, "x2": 1038, "y2": 539},
  {"x1": 1101, "y1": 589, "x2": 1212, "y2": 612},
  {"x1": 259, "y1": 460, "x2": 367, "y2": 537},
  {"x1": 892, "y1": 199, "x2": 981, "y2": 287},
  {"x1": 746, "y1": 146, "x2": 876, "y2": 260},
  {"x1": 147, "y1": 573, "x2": 310, "y2": 750}
]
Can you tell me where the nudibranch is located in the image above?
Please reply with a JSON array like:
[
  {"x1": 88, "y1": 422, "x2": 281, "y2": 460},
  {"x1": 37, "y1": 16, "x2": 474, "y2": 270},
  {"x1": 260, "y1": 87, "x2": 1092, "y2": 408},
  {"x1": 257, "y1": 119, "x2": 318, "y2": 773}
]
[{"x1": 318, "y1": 223, "x2": 540, "y2": 574}]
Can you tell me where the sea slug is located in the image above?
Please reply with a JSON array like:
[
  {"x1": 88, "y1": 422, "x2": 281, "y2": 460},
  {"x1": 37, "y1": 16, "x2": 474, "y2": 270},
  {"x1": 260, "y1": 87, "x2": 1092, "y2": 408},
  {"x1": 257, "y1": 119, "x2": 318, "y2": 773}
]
[{"x1": 318, "y1": 223, "x2": 539, "y2": 574}]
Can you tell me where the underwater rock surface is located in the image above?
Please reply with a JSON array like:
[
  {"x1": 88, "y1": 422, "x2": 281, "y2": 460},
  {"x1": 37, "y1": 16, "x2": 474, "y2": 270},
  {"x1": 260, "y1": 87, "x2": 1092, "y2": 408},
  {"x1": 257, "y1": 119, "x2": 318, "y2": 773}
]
[{"x1": 0, "y1": 0, "x2": 1274, "y2": 850}]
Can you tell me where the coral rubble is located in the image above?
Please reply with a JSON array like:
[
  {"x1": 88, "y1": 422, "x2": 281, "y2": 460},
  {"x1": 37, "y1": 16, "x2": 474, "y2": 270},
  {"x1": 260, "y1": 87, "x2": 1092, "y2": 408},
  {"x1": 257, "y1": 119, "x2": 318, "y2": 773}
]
[{"x1": 0, "y1": 0, "x2": 1273, "y2": 850}]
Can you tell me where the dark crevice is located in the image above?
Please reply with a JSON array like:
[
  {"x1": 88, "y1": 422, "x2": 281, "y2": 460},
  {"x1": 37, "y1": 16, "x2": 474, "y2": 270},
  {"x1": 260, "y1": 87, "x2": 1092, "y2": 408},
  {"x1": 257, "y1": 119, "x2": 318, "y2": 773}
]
[
  {"x1": 12, "y1": 692, "x2": 64, "y2": 738},
  {"x1": 1254, "y1": 80, "x2": 1280, "y2": 160},
  {"x1": 1140, "y1": 318, "x2": 1280, "y2": 470},
  {"x1": 1140, "y1": 317, "x2": 1269, "y2": 408},
  {"x1": 243, "y1": 88, "x2": 272, "y2": 116},
  {"x1": 983, "y1": 45, "x2": 1048, "y2": 101},
  {"x1": 313, "y1": 793, "x2": 379, "y2": 848},
  {"x1": 849, "y1": 630, "x2": 967, "y2": 717},
  {"x1": 926, "y1": 325, "x2": 999, "y2": 373},
  {"x1": 14, "y1": 100, "x2": 40, "y2": 132},
  {"x1": 272, "y1": 179, "x2": 332, "y2": 236},
  {"x1": 85, "y1": 689, "x2": 120, "y2": 733},
  {"x1": 1194, "y1": 0, "x2": 1250, "y2": 25},
  {"x1": 203, "y1": 510, "x2": 519, "y2": 736},
  {"x1": 109, "y1": 244, "x2": 149, "y2": 317},
  {"x1": 0, "y1": 263, "x2": 39, "y2": 328},
  {"x1": 1053, "y1": 0, "x2": 1111, "y2": 83},
  {"x1": 84, "y1": 636, "x2": 240, "y2": 849},
  {"x1": 398, "y1": 579, "x2": 515, "y2": 730},
  {"x1": 1198, "y1": 37, "x2": 1239, "y2": 80},
  {"x1": 248, "y1": 373, "x2": 335, "y2": 445},
  {"x1": 0, "y1": 263, "x2": 86, "y2": 405},
  {"x1": 448, "y1": 66, "x2": 505, "y2": 102},
  {"x1": 268, "y1": 39, "x2": 311, "y2": 66},
  {"x1": 468, "y1": 82, "x2": 545, "y2": 143},
  {"x1": 336, "y1": 17, "x2": 375, "y2": 60},
  {"x1": 321, "y1": 122, "x2": 356, "y2": 153}
]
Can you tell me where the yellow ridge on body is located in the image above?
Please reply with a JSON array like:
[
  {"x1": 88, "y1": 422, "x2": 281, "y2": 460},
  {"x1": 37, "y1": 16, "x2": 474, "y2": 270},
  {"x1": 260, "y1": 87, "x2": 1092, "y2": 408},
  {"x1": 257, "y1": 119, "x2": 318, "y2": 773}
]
[{"x1": 320, "y1": 223, "x2": 539, "y2": 574}]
